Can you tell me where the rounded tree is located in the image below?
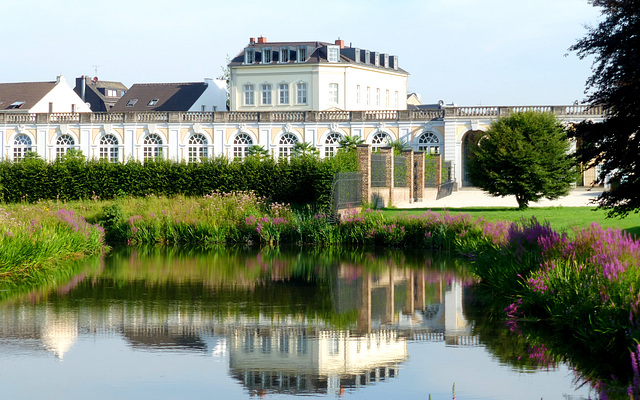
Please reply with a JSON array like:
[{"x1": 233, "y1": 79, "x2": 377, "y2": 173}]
[{"x1": 467, "y1": 111, "x2": 578, "y2": 209}]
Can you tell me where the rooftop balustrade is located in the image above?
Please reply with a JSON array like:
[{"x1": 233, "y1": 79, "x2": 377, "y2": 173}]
[{"x1": 0, "y1": 105, "x2": 604, "y2": 125}]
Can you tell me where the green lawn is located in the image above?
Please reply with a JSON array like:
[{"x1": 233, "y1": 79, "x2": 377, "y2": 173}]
[{"x1": 381, "y1": 206, "x2": 640, "y2": 237}]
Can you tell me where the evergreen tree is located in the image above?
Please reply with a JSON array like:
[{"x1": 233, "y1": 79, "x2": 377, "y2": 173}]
[
  {"x1": 468, "y1": 112, "x2": 578, "y2": 209},
  {"x1": 569, "y1": 0, "x2": 640, "y2": 216}
]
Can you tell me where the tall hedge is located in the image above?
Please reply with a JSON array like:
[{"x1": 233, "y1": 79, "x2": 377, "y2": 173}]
[{"x1": 0, "y1": 152, "x2": 357, "y2": 208}]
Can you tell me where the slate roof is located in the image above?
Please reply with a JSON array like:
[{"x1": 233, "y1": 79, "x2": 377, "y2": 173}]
[
  {"x1": 109, "y1": 82, "x2": 207, "y2": 112},
  {"x1": 229, "y1": 39, "x2": 408, "y2": 75},
  {"x1": 0, "y1": 81, "x2": 56, "y2": 111},
  {"x1": 75, "y1": 77, "x2": 128, "y2": 112}
]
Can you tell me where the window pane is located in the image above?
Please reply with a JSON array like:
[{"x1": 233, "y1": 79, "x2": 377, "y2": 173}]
[
  {"x1": 297, "y1": 83, "x2": 307, "y2": 104},
  {"x1": 279, "y1": 84, "x2": 289, "y2": 105}
]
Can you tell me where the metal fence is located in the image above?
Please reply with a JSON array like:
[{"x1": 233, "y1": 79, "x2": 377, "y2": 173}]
[
  {"x1": 393, "y1": 155, "x2": 407, "y2": 187},
  {"x1": 371, "y1": 153, "x2": 387, "y2": 188},
  {"x1": 331, "y1": 171, "x2": 363, "y2": 214},
  {"x1": 437, "y1": 161, "x2": 455, "y2": 200},
  {"x1": 424, "y1": 157, "x2": 438, "y2": 187}
]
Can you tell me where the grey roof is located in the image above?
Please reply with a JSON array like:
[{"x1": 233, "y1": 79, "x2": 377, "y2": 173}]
[
  {"x1": 109, "y1": 82, "x2": 207, "y2": 112},
  {"x1": 74, "y1": 77, "x2": 128, "y2": 112},
  {"x1": 0, "y1": 81, "x2": 56, "y2": 111},
  {"x1": 229, "y1": 39, "x2": 408, "y2": 75}
]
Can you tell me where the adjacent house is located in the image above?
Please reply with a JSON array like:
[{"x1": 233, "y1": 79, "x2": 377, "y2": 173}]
[
  {"x1": 109, "y1": 79, "x2": 227, "y2": 113},
  {"x1": 0, "y1": 75, "x2": 91, "y2": 114},
  {"x1": 74, "y1": 76, "x2": 128, "y2": 112},
  {"x1": 228, "y1": 37, "x2": 409, "y2": 112}
]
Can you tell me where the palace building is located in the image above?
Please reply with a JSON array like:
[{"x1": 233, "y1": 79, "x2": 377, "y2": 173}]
[{"x1": 228, "y1": 37, "x2": 409, "y2": 112}]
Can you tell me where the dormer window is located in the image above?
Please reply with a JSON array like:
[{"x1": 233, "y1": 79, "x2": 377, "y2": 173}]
[
  {"x1": 262, "y1": 48, "x2": 272, "y2": 63},
  {"x1": 244, "y1": 48, "x2": 255, "y2": 64},
  {"x1": 327, "y1": 45, "x2": 340, "y2": 63},
  {"x1": 126, "y1": 99, "x2": 138, "y2": 107},
  {"x1": 147, "y1": 99, "x2": 159, "y2": 106},
  {"x1": 296, "y1": 46, "x2": 307, "y2": 62},
  {"x1": 279, "y1": 47, "x2": 289, "y2": 63},
  {"x1": 8, "y1": 101, "x2": 25, "y2": 109}
]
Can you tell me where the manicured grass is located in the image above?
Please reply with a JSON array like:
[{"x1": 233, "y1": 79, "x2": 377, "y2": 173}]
[{"x1": 381, "y1": 206, "x2": 640, "y2": 237}]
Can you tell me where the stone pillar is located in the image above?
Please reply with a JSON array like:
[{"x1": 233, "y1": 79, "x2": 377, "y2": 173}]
[
  {"x1": 384, "y1": 269, "x2": 395, "y2": 324},
  {"x1": 36, "y1": 114, "x2": 49, "y2": 124},
  {"x1": 258, "y1": 112, "x2": 273, "y2": 122},
  {"x1": 79, "y1": 113, "x2": 92, "y2": 123},
  {"x1": 213, "y1": 111, "x2": 228, "y2": 122},
  {"x1": 398, "y1": 110, "x2": 411, "y2": 120},
  {"x1": 379, "y1": 146, "x2": 394, "y2": 206},
  {"x1": 498, "y1": 107, "x2": 513, "y2": 117},
  {"x1": 415, "y1": 272, "x2": 426, "y2": 311},
  {"x1": 404, "y1": 272, "x2": 415, "y2": 315},
  {"x1": 351, "y1": 111, "x2": 365, "y2": 122},
  {"x1": 124, "y1": 112, "x2": 137, "y2": 123},
  {"x1": 414, "y1": 151, "x2": 425, "y2": 202},
  {"x1": 401, "y1": 149, "x2": 414, "y2": 204},
  {"x1": 305, "y1": 111, "x2": 318, "y2": 122},
  {"x1": 168, "y1": 112, "x2": 181, "y2": 123},
  {"x1": 357, "y1": 144, "x2": 372, "y2": 205},
  {"x1": 358, "y1": 274, "x2": 372, "y2": 334}
]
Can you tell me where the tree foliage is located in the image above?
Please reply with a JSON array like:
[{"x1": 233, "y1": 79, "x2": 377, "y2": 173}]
[
  {"x1": 569, "y1": 0, "x2": 640, "y2": 216},
  {"x1": 338, "y1": 135, "x2": 364, "y2": 152},
  {"x1": 467, "y1": 112, "x2": 578, "y2": 209}
]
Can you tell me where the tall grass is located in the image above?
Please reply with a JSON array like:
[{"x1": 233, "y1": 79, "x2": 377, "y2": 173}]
[{"x1": 0, "y1": 205, "x2": 106, "y2": 286}]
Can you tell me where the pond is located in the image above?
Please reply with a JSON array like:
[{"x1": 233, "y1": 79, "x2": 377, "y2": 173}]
[{"x1": 0, "y1": 246, "x2": 596, "y2": 399}]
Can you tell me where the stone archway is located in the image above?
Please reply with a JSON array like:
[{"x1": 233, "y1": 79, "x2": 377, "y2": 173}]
[{"x1": 461, "y1": 130, "x2": 484, "y2": 187}]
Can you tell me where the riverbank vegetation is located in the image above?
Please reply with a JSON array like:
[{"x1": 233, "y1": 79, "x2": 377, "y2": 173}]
[
  {"x1": 1, "y1": 191, "x2": 639, "y2": 396},
  {"x1": 0, "y1": 204, "x2": 105, "y2": 287}
]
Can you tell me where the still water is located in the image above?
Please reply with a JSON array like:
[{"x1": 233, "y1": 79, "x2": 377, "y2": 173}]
[{"x1": 0, "y1": 247, "x2": 594, "y2": 400}]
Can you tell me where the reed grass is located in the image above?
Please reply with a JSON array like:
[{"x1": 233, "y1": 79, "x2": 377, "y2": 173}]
[{"x1": 0, "y1": 204, "x2": 106, "y2": 287}]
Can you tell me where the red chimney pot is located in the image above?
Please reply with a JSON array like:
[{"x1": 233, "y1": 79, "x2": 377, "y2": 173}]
[{"x1": 257, "y1": 36, "x2": 267, "y2": 44}]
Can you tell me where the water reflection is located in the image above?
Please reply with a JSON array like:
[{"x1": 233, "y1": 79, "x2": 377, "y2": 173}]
[{"x1": 0, "y1": 246, "x2": 591, "y2": 399}]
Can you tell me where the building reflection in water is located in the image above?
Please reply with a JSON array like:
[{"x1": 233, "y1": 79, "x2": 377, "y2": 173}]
[{"x1": 0, "y1": 261, "x2": 475, "y2": 395}]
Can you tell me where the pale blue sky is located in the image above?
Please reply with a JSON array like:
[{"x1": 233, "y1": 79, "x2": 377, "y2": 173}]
[{"x1": 1, "y1": 0, "x2": 601, "y2": 106}]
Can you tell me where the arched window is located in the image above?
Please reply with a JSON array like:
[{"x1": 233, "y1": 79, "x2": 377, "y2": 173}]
[
  {"x1": 417, "y1": 131, "x2": 440, "y2": 155},
  {"x1": 99, "y1": 134, "x2": 119, "y2": 162},
  {"x1": 233, "y1": 133, "x2": 253, "y2": 159},
  {"x1": 324, "y1": 132, "x2": 342, "y2": 158},
  {"x1": 371, "y1": 131, "x2": 390, "y2": 149},
  {"x1": 143, "y1": 133, "x2": 163, "y2": 160},
  {"x1": 278, "y1": 133, "x2": 298, "y2": 160},
  {"x1": 188, "y1": 133, "x2": 208, "y2": 162},
  {"x1": 56, "y1": 134, "x2": 75, "y2": 159},
  {"x1": 13, "y1": 134, "x2": 32, "y2": 160}
]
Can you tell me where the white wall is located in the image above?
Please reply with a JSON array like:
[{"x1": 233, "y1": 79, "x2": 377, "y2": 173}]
[
  {"x1": 230, "y1": 63, "x2": 408, "y2": 112},
  {"x1": 189, "y1": 79, "x2": 228, "y2": 112},
  {"x1": 30, "y1": 76, "x2": 91, "y2": 113}
]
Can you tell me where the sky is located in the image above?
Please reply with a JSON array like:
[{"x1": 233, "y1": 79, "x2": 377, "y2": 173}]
[{"x1": 1, "y1": 0, "x2": 602, "y2": 106}]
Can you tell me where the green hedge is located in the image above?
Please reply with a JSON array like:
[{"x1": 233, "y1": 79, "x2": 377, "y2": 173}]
[{"x1": 0, "y1": 151, "x2": 357, "y2": 208}]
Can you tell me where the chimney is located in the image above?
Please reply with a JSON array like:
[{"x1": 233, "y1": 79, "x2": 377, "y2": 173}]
[
  {"x1": 335, "y1": 39, "x2": 345, "y2": 49},
  {"x1": 249, "y1": 37, "x2": 256, "y2": 44},
  {"x1": 257, "y1": 36, "x2": 267, "y2": 44}
]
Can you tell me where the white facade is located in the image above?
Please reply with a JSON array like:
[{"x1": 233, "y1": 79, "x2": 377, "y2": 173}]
[
  {"x1": 189, "y1": 78, "x2": 228, "y2": 112},
  {"x1": 0, "y1": 106, "x2": 603, "y2": 188},
  {"x1": 229, "y1": 38, "x2": 408, "y2": 112}
]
